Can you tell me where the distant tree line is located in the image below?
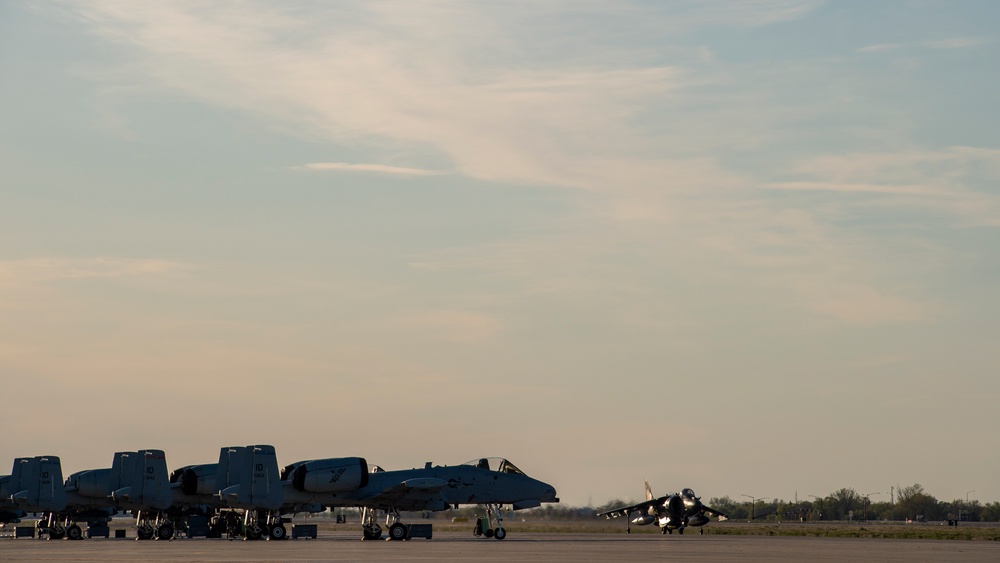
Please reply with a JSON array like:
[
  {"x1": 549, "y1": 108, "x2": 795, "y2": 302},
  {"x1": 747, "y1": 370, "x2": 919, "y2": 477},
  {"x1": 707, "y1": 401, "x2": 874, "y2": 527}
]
[{"x1": 699, "y1": 484, "x2": 1000, "y2": 523}]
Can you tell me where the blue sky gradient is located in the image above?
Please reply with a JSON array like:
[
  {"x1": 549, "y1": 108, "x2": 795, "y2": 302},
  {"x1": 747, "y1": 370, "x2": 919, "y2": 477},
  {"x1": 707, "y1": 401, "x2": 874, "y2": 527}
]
[{"x1": 1, "y1": 1, "x2": 998, "y2": 506}]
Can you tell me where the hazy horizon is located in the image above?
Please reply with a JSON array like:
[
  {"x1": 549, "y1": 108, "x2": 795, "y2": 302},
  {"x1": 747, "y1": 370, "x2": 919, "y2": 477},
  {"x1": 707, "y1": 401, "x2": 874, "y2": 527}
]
[{"x1": 2, "y1": 1, "x2": 998, "y2": 507}]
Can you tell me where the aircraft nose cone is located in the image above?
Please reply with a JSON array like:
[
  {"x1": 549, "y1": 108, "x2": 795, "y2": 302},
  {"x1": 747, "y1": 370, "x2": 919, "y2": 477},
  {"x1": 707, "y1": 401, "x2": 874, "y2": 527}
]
[{"x1": 542, "y1": 486, "x2": 558, "y2": 503}]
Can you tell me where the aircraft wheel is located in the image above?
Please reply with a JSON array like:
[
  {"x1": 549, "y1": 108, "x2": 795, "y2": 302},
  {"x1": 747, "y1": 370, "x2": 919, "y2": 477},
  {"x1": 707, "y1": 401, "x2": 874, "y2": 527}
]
[
  {"x1": 484, "y1": 528, "x2": 494, "y2": 538},
  {"x1": 679, "y1": 527, "x2": 684, "y2": 535},
  {"x1": 66, "y1": 524, "x2": 83, "y2": 541},
  {"x1": 362, "y1": 525, "x2": 382, "y2": 541},
  {"x1": 389, "y1": 523, "x2": 407, "y2": 541},
  {"x1": 268, "y1": 524, "x2": 287, "y2": 540},
  {"x1": 157, "y1": 524, "x2": 174, "y2": 541},
  {"x1": 494, "y1": 527, "x2": 506, "y2": 540},
  {"x1": 137, "y1": 525, "x2": 154, "y2": 540},
  {"x1": 700, "y1": 528, "x2": 704, "y2": 535},
  {"x1": 245, "y1": 525, "x2": 263, "y2": 541},
  {"x1": 50, "y1": 525, "x2": 66, "y2": 540}
]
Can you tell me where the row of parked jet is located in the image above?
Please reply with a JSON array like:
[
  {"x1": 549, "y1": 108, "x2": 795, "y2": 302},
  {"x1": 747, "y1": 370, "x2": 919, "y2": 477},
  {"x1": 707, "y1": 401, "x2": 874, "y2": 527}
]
[{"x1": 0, "y1": 446, "x2": 559, "y2": 541}]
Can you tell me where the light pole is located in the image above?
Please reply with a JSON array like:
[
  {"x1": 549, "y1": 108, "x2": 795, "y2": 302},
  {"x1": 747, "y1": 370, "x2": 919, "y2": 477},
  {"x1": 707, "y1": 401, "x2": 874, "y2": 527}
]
[
  {"x1": 862, "y1": 492, "x2": 881, "y2": 523},
  {"x1": 967, "y1": 490, "x2": 975, "y2": 503},
  {"x1": 808, "y1": 495, "x2": 823, "y2": 521},
  {"x1": 742, "y1": 494, "x2": 769, "y2": 522},
  {"x1": 963, "y1": 490, "x2": 975, "y2": 522}
]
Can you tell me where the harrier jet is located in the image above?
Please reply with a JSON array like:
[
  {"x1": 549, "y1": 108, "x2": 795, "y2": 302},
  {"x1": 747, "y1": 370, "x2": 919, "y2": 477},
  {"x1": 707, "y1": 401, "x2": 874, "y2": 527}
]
[{"x1": 598, "y1": 482, "x2": 726, "y2": 535}]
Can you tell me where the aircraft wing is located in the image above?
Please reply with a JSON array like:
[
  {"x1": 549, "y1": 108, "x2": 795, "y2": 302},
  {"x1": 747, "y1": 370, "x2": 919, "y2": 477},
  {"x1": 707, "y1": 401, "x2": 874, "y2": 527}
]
[
  {"x1": 701, "y1": 505, "x2": 728, "y2": 518},
  {"x1": 597, "y1": 499, "x2": 659, "y2": 519},
  {"x1": 356, "y1": 478, "x2": 449, "y2": 512}
]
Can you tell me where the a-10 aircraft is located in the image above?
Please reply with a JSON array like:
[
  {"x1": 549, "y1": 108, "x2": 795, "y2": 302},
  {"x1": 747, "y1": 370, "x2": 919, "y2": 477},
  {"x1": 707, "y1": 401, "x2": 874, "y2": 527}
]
[
  {"x1": 1, "y1": 456, "x2": 77, "y2": 536},
  {"x1": 597, "y1": 482, "x2": 726, "y2": 535},
  {"x1": 281, "y1": 456, "x2": 558, "y2": 540},
  {"x1": 1, "y1": 446, "x2": 558, "y2": 542}
]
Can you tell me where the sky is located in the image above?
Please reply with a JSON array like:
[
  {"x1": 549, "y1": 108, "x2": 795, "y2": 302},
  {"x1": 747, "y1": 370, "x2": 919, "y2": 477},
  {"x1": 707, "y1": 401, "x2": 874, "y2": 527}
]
[{"x1": 1, "y1": 1, "x2": 998, "y2": 507}]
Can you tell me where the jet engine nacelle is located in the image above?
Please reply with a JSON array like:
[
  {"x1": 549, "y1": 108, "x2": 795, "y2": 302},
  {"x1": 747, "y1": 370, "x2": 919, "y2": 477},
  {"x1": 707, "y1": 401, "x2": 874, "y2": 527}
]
[
  {"x1": 687, "y1": 514, "x2": 709, "y2": 527},
  {"x1": 67, "y1": 468, "x2": 111, "y2": 499},
  {"x1": 630, "y1": 514, "x2": 656, "y2": 526},
  {"x1": 174, "y1": 464, "x2": 219, "y2": 496},
  {"x1": 290, "y1": 457, "x2": 369, "y2": 493}
]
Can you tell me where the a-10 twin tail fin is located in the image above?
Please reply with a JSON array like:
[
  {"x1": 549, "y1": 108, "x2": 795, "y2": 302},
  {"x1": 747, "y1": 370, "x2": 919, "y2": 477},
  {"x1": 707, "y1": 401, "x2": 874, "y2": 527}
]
[
  {"x1": 9, "y1": 456, "x2": 67, "y2": 512},
  {"x1": 216, "y1": 445, "x2": 282, "y2": 510},
  {"x1": 109, "y1": 449, "x2": 172, "y2": 511}
]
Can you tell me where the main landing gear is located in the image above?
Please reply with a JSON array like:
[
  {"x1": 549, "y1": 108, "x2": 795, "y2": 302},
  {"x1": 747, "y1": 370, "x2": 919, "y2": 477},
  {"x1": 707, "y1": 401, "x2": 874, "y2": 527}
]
[
  {"x1": 361, "y1": 507, "x2": 383, "y2": 540},
  {"x1": 472, "y1": 504, "x2": 506, "y2": 540},
  {"x1": 134, "y1": 510, "x2": 175, "y2": 541},
  {"x1": 36, "y1": 514, "x2": 83, "y2": 541},
  {"x1": 389, "y1": 522, "x2": 408, "y2": 541},
  {"x1": 360, "y1": 507, "x2": 433, "y2": 541},
  {"x1": 379, "y1": 508, "x2": 410, "y2": 541},
  {"x1": 360, "y1": 507, "x2": 402, "y2": 541},
  {"x1": 242, "y1": 509, "x2": 287, "y2": 541},
  {"x1": 208, "y1": 509, "x2": 286, "y2": 540}
]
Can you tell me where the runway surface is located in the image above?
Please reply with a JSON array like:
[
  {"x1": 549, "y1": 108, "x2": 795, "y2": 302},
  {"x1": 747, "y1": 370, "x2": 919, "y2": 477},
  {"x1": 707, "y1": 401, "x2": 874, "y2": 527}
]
[{"x1": 2, "y1": 532, "x2": 1000, "y2": 562}]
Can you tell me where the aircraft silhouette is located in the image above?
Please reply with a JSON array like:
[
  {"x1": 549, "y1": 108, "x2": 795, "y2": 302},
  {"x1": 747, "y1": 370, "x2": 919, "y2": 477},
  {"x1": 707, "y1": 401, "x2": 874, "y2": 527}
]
[{"x1": 598, "y1": 481, "x2": 726, "y2": 535}]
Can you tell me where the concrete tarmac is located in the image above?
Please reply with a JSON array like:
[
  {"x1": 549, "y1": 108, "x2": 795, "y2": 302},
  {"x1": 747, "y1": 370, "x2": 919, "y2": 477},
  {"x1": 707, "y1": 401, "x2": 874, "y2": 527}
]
[{"x1": 2, "y1": 531, "x2": 999, "y2": 562}]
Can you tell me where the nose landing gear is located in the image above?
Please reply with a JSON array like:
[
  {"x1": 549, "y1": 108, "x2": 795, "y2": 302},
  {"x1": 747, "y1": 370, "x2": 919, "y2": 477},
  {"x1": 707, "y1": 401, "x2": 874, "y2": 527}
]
[{"x1": 473, "y1": 504, "x2": 506, "y2": 540}]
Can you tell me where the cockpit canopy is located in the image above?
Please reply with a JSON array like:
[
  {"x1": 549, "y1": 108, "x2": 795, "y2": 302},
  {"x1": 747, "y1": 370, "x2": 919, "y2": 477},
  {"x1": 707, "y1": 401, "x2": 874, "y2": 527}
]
[
  {"x1": 462, "y1": 457, "x2": 527, "y2": 476},
  {"x1": 681, "y1": 488, "x2": 697, "y2": 499}
]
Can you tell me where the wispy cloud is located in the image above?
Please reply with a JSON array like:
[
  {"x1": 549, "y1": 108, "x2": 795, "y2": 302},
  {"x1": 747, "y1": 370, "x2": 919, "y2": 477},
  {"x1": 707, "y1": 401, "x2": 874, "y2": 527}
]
[
  {"x1": 0, "y1": 257, "x2": 185, "y2": 287},
  {"x1": 51, "y1": 0, "x2": 997, "y2": 331},
  {"x1": 388, "y1": 310, "x2": 502, "y2": 343},
  {"x1": 765, "y1": 181, "x2": 950, "y2": 197},
  {"x1": 805, "y1": 284, "x2": 931, "y2": 324},
  {"x1": 297, "y1": 162, "x2": 446, "y2": 176},
  {"x1": 646, "y1": 0, "x2": 820, "y2": 30},
  {"x1": 857, "y1": 43, "x2": 906, "y2": 53},
  {"x1": 925, "y1": 37, "x2": 995, "y2": 49},
  {"x1": 774, "y1": 147, "x2": 1000, "y2": 226},
  {"x1": 60, "y1": 2, "x2": 688, "y2": 190},
  {"x1": 858, "y1": 37, "x2": 995, "y2": 53},
  {"x1": 54, "y1": 1, "x2": 820, "y2": 193}
]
